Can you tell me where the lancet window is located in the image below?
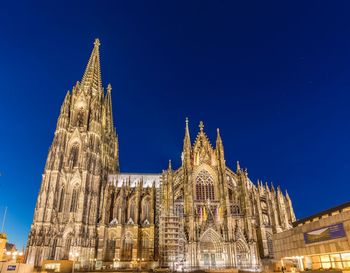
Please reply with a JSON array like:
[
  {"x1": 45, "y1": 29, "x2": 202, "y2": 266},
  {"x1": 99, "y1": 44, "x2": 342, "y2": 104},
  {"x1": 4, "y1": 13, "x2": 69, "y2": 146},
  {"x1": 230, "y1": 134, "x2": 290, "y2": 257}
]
[
  {"x1": 142, "y1": 197, "x2": 151, "y2": 222},
  {"x1": 121, "y1": 234, "x2": 133, "y2": 261},
  {"x1": 128, "y1": 199, "x2": 136, "y2": 222},
  {"x1": 58, "y1": 187, "x2": 65, "y2": 212},
  {"x1": 141, "y1": 234, "x2": 150, "y2": 260},
  {"x1": 68, "y1": 144, "x2": 79, "y2": 168},
  {"x1": 70, "y1": 187, "x2": 79, "y2": 212},
  {"x1": 76, "y1": 109, "x2": 85, "y2": 127}
]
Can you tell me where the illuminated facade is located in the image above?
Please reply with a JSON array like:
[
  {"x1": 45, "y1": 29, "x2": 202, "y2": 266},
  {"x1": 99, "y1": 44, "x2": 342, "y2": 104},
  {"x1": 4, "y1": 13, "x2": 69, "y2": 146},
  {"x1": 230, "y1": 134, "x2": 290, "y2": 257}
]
[
  {"x1": 273, "y1": 202, "x2": 350, "y2": 272},
  {"x1": 25, "y1": 40, "x2": 296, "y2": 270}
]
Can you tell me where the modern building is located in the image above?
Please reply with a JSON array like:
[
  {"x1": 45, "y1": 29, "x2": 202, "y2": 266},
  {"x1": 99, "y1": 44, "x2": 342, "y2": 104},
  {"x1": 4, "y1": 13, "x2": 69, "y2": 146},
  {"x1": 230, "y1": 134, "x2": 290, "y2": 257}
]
[
  {"x1": 273, "y1": 202, "x2": 350, "y2": 271},
  {"x1": 25, "y1": 39, "x2": 296, "y2": 270}
]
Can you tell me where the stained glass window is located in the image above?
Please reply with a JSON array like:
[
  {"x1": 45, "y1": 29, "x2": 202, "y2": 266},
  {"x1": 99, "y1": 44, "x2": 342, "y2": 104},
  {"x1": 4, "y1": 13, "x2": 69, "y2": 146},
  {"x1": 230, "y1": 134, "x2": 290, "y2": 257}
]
[{"x1": 196, "y1": 170, "x2": 215, "y2": 201}]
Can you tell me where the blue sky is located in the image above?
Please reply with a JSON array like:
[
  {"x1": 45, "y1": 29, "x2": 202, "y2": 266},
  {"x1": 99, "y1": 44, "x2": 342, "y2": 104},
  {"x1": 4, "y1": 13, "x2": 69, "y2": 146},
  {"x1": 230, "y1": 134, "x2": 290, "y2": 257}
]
[{"x1": 1, "y1": 1, "x2": 350, "y2": 248}]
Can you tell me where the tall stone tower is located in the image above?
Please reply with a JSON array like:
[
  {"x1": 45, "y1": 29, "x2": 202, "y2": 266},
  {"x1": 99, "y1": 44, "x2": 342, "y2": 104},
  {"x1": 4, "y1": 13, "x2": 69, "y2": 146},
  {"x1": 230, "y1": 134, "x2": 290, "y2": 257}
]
[{"x1": 26, "y1": 39, "x2": 119, "y2": 267}]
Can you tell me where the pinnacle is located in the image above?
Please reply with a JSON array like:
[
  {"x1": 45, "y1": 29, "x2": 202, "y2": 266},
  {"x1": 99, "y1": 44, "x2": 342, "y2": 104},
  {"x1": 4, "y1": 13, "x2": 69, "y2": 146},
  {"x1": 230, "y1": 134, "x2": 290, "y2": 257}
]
[
  {"x1": 94, "y1": 38, "x2": 101, "y2": 48},
  {"x1": 199, "y1": 121, "x2": 204, "y2": 132},
  {"x1": 107, "y1": 83, "x2": 112, "y2": 93}
]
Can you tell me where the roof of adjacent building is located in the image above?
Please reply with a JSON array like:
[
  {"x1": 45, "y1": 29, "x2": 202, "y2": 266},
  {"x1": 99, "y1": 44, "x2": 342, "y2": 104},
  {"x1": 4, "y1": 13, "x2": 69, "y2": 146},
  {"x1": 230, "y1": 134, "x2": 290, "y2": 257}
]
[{"x1": 293, "y1": 201, "x2": 350, "y2": 227}]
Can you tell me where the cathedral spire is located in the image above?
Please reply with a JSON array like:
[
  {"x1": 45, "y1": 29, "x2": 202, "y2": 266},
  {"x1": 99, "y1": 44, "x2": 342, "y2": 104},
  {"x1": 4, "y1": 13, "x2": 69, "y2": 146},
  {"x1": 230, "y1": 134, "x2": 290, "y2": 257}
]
[
  {"x1": 182, "y1": 117, "x2": 192, "y2": 168},
  {"x1": 81, "y1": 38, "x2": 102, "y2": 94}
]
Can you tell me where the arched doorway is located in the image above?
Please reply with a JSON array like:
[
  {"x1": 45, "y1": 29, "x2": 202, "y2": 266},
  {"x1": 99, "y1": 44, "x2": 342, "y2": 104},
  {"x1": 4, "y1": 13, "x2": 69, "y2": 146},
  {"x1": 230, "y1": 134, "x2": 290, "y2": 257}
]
[
  {"x1": 199, "y1": 229, "x2": 225, "y2": 268},
  {"x1": 236, "y1": 240, "x2": 250, "y2": 268}
]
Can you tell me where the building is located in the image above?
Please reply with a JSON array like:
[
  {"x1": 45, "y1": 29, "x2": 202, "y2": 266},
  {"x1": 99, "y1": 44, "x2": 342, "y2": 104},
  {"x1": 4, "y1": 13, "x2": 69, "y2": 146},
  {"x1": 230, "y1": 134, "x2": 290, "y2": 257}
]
[
  {"x1": 273, "y1": 202, "x2": 350, "y2": 271},
  {"x1": 0, "y1": 233, "x2": 7, "y2": 261},
  {"x1": 25, "y1": 39, "x2": 296, "y2": 270}
]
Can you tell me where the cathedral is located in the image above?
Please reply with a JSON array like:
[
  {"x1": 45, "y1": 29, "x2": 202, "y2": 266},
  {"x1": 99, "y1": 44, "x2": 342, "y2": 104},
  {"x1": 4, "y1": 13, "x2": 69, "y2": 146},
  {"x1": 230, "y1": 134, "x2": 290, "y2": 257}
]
[{"x1": 25, "y1": 39, "x2": 296, "y2": 270}]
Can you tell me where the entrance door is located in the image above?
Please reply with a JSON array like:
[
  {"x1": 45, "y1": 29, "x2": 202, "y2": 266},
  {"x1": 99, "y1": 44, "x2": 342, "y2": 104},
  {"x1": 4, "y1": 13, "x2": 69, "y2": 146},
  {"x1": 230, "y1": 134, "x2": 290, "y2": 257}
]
[
  {"x1": 211, "y1": 254, "x2": 216, "y2": 266},
  {"x1": 199, "y1": 228, "x2": 225, "y2": 268},
  {"x1": 204, "y1": 254, "x2": 210, "y2": 266}
]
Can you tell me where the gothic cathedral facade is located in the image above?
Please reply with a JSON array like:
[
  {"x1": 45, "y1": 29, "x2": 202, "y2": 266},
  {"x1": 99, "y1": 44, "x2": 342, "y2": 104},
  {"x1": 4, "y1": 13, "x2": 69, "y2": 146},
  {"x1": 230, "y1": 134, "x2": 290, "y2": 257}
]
[{"x1": 26, "y1": 40, "x2": 296, "y2": 270}]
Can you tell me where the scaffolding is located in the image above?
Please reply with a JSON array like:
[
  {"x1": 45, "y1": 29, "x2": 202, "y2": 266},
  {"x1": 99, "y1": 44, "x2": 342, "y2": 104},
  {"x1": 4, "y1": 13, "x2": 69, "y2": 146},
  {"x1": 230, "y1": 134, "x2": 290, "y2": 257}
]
[{"x1": 159, "y1": 213, "x2": 181, "y2": 269}]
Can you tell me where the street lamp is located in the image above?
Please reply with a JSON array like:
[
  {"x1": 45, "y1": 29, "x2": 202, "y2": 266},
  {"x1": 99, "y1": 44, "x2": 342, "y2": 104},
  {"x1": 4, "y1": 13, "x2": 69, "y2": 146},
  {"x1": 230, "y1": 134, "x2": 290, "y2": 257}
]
[
  {"x1": 5, "y1": 250, "x2": 23, "y2": 262},
  {"x1": 69, "y1": 251, "x2": 79, "y2": 273}
]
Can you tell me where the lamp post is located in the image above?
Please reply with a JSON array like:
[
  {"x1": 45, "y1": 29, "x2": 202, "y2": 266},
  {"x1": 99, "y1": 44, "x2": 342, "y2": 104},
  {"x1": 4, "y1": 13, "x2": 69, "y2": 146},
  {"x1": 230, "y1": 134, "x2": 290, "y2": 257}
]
[
  {"x1": 69, "y1": 251, "x2": 79, "y2": 273},
  {"x1": 5, "y1": 250, "x2": 23, "y2": 262},
  {"x1": 5, "y1": 250, "x2": 23, "y2": 273}
]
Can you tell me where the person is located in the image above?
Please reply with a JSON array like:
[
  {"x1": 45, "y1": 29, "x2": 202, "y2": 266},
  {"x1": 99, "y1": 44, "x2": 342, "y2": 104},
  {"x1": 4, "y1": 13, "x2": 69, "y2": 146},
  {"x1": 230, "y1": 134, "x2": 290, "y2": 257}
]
[{"x1": 282, "y1": 266, "x2": 285, "y2": 273}]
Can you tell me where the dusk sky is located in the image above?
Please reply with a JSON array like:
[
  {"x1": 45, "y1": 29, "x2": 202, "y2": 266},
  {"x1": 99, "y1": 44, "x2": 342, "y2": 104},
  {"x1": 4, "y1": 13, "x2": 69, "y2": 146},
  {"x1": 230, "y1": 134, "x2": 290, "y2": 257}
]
[{"x1": 1, "y1": 1, "x2": 350, "y2": 248}]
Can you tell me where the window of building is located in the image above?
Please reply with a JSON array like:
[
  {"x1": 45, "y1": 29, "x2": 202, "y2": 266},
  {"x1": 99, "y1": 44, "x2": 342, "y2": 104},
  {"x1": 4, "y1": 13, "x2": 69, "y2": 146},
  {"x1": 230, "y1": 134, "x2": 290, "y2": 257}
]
[
  {"x1": 105, "y1": 239, "x2": 116, "y2": 262},
  {"x1": 266, "y1": 233, "x2": 273, "y2": 257},
  {"x1": 70, "y1": 188, "x2": 79, "y2": 212},
  {"x1": 231, "y1": 204, "x2": 240, "y2": 215},
  {"x1": 109, "y1": 192, "x2": 114, "y2": 223},
  {"x1": 129, "y1": 200, "x2": 136, "y2": 223},
  {"x1": 76, "y1": 109, "x2": 85, "y2": 127},
  {"x1": 309, "y1": 253, "x2": 350, "y2": 270},
  {"x1": 121, "y1": 235, "x2": 133, "y2": 261},
  {"x1": 142, "y1": 197, "x2": 150, "y2": 222},
  {"x1": 142, "y1": 235, "x2": 150, "y2": 260},
  {"x1": 58, "y1": 187, "x2": 65, "y2": 212},
  {"x1": 196, "y1": 170, "x2": 215, "y2": 201},
  {"x1": 68, "y1": 144, "x2": 79, "y2": 168}
]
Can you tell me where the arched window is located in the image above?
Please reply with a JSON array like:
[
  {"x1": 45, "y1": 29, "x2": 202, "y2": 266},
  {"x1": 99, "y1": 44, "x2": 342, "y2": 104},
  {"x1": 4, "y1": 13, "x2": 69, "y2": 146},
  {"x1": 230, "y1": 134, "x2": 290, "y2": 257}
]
[
  {"x1": 129, "y1": 199, "x2": 136, "y2": 222},
  {"x1": 109, "y1": 192, "x2": 115, "y2": 223},
  {"x1": 105, "y1": 238, "x2": 116, "y2": 262},
  {"x1": 70, "y1": 187, "x2": 79, "y2": 212},
  {"x1": 58, "y1": 187, "x2": 65, "y2": 212},
  {"x1": 196, "y1": 170, "x2": 215, "y2": 201},
  {"x1": 63, "y1": 235, "x2": 72, "y2": 260},
  {"x1": 121, "y1": 234, "x2": 133, "y2": 261},
  {"x1": 114, "y1": 198, "x2": 123, "y2": 223},
  {"x1": 142, "y1": 234, "x2": 150, "y2": 260},
  {"x1": 266, "y1": 232, "x2": 274, "y2": 257},
  {"x1": 76, "y1": 109, "x2": 85, "y2": 127},
  {"x1": 68, "y1": 144, "x2": 79, "y2": 168},
  {"x1": 142, "y1": 197, "x2": 151, "y2": 222},
  {"x1": 50, "y1": 238, "x2": 58, "y2": 260}
]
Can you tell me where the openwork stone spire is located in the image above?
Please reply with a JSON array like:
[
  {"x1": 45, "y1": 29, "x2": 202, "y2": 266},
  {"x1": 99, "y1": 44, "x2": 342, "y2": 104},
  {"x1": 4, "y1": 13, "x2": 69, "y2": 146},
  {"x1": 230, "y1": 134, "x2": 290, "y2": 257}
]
[{"x1": 81, "y1": 38, "x2": 102, "y2": 94}]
